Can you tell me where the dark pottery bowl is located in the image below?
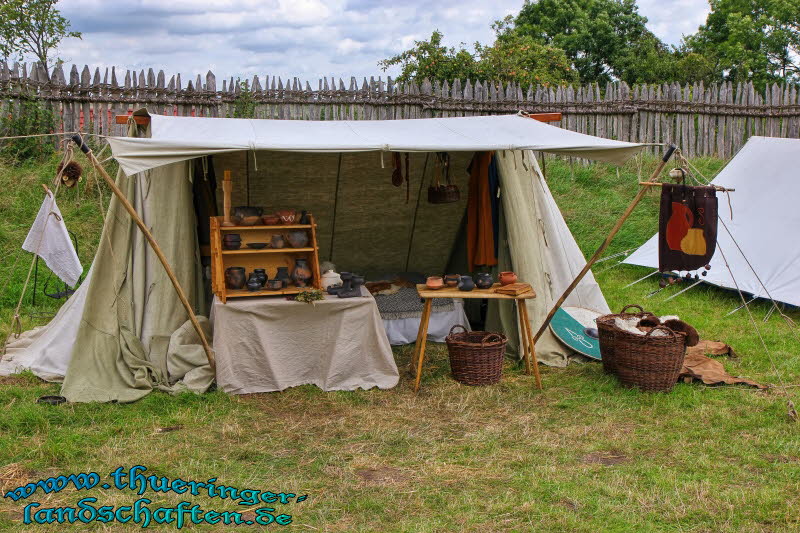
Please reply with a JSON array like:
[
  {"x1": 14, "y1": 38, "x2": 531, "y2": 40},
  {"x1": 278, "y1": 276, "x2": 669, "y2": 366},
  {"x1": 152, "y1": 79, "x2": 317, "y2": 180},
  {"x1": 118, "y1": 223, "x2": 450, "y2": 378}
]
[
  {"x1": 265, "y1": 279, "x2": 284, "y2": 291},
  {"x1": 246, "y1": 242, "x2": 268, "y2": 249}
]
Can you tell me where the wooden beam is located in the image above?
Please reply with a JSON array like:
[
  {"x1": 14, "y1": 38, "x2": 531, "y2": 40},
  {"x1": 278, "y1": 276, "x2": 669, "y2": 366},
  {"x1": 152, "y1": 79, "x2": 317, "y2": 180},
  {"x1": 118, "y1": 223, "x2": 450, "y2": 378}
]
[
  {"x1": 524, "y1": 112, "x2": 562, "y2": 122},
  {"x1": 115, "y1": 115, "x2": 150, "y2": 125}
]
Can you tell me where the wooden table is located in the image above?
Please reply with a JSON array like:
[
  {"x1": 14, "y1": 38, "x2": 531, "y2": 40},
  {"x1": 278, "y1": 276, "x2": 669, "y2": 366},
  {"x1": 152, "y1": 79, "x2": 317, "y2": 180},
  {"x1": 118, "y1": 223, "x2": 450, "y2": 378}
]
[{"x1": 411, "y1": 283, "x2": 541, "y2": 392}]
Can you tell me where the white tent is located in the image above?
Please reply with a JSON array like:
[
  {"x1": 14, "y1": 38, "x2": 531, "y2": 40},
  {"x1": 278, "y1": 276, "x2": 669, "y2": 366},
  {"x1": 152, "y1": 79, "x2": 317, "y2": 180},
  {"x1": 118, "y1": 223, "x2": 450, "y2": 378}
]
[
  {"x1": 625, "y1": 136, "x2": 800, "y2": 307},
  {"x1": 3, "y1": 112, "x2": 647, "y2": 401}
]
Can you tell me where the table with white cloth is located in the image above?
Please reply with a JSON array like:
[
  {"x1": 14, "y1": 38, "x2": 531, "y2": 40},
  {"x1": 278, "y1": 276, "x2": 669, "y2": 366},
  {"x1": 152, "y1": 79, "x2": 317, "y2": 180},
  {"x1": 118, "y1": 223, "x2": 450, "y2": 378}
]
[{"x1": 210, "y1": 287, "x2": 399, "y2": 394}]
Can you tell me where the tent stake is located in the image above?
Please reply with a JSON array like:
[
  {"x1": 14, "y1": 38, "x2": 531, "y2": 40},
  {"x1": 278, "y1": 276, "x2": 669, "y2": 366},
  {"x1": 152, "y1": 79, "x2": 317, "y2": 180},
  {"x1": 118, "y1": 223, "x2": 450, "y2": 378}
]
[
  {"x1": 664, "y1": 278, "x2": 703, "y2": 301},
  {"x1": 623, "y1": 269, "x2": 659, "y2": 289},
  {"x1": 70, "y1": 135, "x2": 215, "y2": 370},
  {"x1": 533, "y1": 145, "x2": 676, "y2": 344}
]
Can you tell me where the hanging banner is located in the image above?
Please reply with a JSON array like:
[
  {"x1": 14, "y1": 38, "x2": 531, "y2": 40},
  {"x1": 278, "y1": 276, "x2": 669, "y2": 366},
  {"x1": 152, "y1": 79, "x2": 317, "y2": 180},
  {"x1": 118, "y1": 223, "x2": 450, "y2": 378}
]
[{"x1": 658, "y1": 184, "x2": 718, "y2": 272}]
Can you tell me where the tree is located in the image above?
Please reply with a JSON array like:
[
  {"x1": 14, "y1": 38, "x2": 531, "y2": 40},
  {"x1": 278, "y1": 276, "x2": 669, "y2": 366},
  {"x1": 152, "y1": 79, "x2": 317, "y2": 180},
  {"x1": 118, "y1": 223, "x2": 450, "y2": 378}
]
[
  {"x1": 687, "y1": 0, "x2": 799, "y2": 87},
  {"x1": 378, "y1": 31, "x2": 480, "y2": 84},
  {"x1": 379, "y1": 29, "x2": 577, "y2": 87},
  {"x1": 511, "y1": 0, "x2": 665, "y2": 84},
  {"x1": 0, "y1": 0, "x2": 81, "y2": 75}
]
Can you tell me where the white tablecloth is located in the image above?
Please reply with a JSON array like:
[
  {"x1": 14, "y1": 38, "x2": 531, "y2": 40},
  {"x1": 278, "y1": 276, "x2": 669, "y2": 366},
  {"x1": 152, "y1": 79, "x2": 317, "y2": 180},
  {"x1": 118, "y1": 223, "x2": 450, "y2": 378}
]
[
  {"x1": 382, "y1": 300, "x2": 470, "y2": 345},
  {"x1": 210, "y1": 288, "x2": 398, "y2": 394}
]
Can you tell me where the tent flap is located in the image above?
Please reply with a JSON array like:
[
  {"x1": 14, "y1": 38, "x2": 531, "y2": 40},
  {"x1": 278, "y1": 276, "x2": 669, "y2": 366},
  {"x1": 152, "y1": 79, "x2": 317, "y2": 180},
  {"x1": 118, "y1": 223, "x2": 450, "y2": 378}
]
[{"x1": 108, "y1": 112, "x2": 647, "y2": 175}]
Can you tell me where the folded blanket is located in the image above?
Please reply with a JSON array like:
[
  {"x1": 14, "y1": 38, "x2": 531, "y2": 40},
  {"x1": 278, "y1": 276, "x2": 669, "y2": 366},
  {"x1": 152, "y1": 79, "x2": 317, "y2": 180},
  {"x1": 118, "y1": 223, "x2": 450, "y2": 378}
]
[{"x1": 375, "y1": 287, "x2": 454, "y2": 320}]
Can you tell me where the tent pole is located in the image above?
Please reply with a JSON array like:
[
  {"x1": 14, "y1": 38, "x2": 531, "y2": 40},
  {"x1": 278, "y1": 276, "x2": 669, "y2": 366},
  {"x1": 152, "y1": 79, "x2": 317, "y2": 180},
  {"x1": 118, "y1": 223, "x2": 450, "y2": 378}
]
[
  {"x1": 328, "y1": 153, "x2": 342, "y2": 261},
  {"x1": 404, "y1": 153, "x2": 430, "y2": 272},
  {"x1": 532, "y1": 145, "x2": 676, "y2": 344},
  {"x1": 70, "y1": 135, "x2": 216, "y2": 370}
]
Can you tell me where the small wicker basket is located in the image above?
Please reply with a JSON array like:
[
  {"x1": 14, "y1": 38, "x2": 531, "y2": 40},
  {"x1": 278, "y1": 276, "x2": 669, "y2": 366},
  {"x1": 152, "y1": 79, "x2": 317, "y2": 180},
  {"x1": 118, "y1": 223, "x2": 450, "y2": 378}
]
[{"x1": 445, "y1": 325, "x2": 507, "y2": 386}]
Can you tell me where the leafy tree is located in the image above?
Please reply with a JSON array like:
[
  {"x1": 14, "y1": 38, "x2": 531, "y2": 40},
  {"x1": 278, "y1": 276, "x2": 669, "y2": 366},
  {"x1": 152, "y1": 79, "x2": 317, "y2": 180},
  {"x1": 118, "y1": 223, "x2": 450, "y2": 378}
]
[
  {"x1": 379, "y1": 31, "x2": 480, "y2": 84},
  {"x1": 511, "y1": 0, "x2": 664, "y2": 84},
  {"x1": 379, "y1": 29, "x2": 577, "y2": 87},
  {"x1": 0, "y1": 0, "x2": 81, "y2": 75},
  {"x1": 687, "y1": 0, "x2": 799, "y2": 87}
]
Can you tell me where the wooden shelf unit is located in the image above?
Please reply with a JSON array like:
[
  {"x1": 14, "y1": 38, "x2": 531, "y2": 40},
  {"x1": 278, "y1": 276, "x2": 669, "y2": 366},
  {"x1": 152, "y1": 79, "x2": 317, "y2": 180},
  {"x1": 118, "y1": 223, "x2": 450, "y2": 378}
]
[{"x1": 210, "y1": 215, "x2": 322, "y2": 303}]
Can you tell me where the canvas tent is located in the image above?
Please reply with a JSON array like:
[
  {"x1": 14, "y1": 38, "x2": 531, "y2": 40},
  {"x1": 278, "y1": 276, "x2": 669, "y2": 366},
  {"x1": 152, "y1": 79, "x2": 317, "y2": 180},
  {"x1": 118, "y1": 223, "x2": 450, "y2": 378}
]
[
  {"x1": 624, "y1": 136, "x2": 800, "y2": 308},
  {"x1": 2, "y1": 111, "x2": 647, "y2": 402}
]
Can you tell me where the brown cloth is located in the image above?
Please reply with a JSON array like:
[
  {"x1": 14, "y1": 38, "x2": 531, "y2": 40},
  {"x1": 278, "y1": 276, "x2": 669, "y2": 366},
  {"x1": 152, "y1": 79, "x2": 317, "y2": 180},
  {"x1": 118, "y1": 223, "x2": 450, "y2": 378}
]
[
  {"x1": 679, "y1": 340, "x2": 766, "y2": 389},
  {"x1": 659, "y1": 184, "x2": 718, "y2": 272},
  {"x1": 467, "y1": 152, "x2": 497, "y2": 271}
]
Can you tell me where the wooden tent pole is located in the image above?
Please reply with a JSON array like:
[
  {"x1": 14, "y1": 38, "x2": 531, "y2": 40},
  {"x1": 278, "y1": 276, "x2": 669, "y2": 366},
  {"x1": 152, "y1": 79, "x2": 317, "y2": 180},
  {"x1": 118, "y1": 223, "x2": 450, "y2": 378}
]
[
  {"x1": 71, "y1": 135, "x2": 215, "y2": 370},
  {"x1": 532, "y1": 145, "x2": 676, "y2": 344}
]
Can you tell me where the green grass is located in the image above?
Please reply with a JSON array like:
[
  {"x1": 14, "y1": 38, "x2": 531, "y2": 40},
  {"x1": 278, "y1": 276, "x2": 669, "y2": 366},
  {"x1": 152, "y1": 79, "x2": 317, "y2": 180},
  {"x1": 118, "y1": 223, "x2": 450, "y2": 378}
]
[{"x1": 1, "y1": 154, "x2": 799, "y2": 532}]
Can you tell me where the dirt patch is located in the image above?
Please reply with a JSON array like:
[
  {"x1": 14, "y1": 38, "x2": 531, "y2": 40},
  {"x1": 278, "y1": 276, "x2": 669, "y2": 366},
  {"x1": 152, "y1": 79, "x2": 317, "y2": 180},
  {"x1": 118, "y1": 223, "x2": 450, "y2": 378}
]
[
  {"x1": 765, "y1": 455, "x2": 800, "y2": 464},
  {"x1": 0, "y1": 375, "x2": 37, "y2": 387},
  {"x1": 560, "y1": 498, "x2": 581, "y2": 511},
  {"x1": 0, "y1": 463, "x2": 33, "y2": 497},
  {"x1": 582, "y1": 451, "x2": 629, "y2": 466},
  {"x1": 355, "y1": 467, "x2": 409, "y2": 485}
]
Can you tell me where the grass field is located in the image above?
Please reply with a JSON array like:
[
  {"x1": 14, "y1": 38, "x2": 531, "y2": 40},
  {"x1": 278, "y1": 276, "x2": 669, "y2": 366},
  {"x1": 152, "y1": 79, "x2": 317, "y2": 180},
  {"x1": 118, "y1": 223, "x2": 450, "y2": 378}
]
[{"x1": 1, "y1": 153, "x2": 799, "y2": 532}]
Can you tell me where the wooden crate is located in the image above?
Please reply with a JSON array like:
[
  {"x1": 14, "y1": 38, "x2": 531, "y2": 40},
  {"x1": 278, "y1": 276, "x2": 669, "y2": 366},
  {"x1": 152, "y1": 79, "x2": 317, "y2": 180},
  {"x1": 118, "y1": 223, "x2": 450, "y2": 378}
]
[{"x1": 210, "y1": 215, "x2": 322, "y2": 303}]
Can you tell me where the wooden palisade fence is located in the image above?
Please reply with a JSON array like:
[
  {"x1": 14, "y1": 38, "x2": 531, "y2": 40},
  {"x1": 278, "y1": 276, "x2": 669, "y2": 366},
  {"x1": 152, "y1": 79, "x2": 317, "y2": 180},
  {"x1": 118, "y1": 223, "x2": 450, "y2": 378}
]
[{"x1": 2, "y1": 62, "x2": 799, "y2": 159}]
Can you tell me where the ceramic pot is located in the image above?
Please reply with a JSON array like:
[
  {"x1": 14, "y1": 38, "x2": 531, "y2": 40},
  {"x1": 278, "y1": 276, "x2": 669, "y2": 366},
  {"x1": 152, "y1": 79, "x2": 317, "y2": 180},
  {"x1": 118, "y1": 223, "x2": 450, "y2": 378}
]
[
  {"x1": 239, "y1": 215, "x2": 262, "y2": 226},
  {"x1": 444, "y1": 274, "x2": 460, "y2": 287},
  {"x1": 232, "y1": 206, "x2": 263, "y2": 219},
  {"x1": 321, "y1": 270, "x2": 342, "y2": 289},
  {"x1": 299, "y1": 210, "x2": 310, "y2": 224},
  {"x1": 292, "y1": 259, "x2": 313, "y2": 288},
  {"x1": 286, "y1": 230, "x2": 309, "y2": 248},
  {"x1": 225, "y1": 267, "x2": 246, "y2": 290},
  {"x1": 222, "y1": 233, "x2": 241, "y2": 242},
  {"x1": 270, "y1": 234, "x2": 285, "y2": 249},
  {"x1": 458, "y1": 275, "x2": 475, "y2": 292},
  {"x1": 426, "y1": 276, "x2": 444, "y2": 290},
  {"x1": 265, "y1": 279, "x2": 283, "y2": 291},
  {"x1": 262, "y1": 214, "x2": 280, "y2": 225},
  {"x1": 246, "y1": 275, "x2": 262, "y2": 292},
  {"x1": 499, "y1": 271, "x2": 518, "y2": 286},
  {"x1": 474, "y1": 272, "x2": 493, "y2": 289},
  {"x1": 223, "y1": 241, "x2": 242, "y2": 250},
  {"x1": 276, "y1": 209, "x2": 297, "y2": 225},
  {"x1": 275, "y1": 266, "x2": 290, "y2": 288},
  {"x1": 252, "y1": 268, "x2": 267, "y2": 286}
]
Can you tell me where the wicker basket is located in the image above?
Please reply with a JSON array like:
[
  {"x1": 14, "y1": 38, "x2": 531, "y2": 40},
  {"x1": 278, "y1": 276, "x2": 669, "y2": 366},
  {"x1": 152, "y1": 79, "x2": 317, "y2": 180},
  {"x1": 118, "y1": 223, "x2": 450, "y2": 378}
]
[
  {"x1": 613, "y1": 325, "x2": 687, "y2": 392},
  {"x1": 445, "y1": 325, "x2": 507, "y2": 386},
  {"x1": 596, "y1": 304, "x2": 654, "y2": 375}
]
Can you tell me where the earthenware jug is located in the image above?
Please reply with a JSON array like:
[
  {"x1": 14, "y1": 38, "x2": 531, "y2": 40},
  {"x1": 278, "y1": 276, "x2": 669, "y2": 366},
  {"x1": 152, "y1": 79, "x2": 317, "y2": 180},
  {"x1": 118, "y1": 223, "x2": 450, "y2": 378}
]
[
  {"x1": 474, "y1": 272, "x2": 493, "y2": 289},
  {"x1": 270, "y1": 234, "x2": 285, "y2": 249},
  {"x1": 252, "y1": 268, "x2": 267, "y2": 286},
  {"x1": 275, "y1": 267, "x2": 290, "y2": 288},
  {"x1": 458, "y1": 275, "x2": 475, "y2": 292},
  {"x1": 224, "y1": 267, "x2": 246, "y2": 290},
  {"x1": 291, "y1": 259, "x2": 312, "y2": 288},
  {"x1": 246, "y1": 274, "x2": 262, "y2": 292},
  {"x1": 286, "y1": 229, "x2": 309, "y2": 248},
  {"x1": 299, "y1": 210, "x2": 310, "y2": 224},
  {"x1": 499, "y1": 271, "x2": 518, "y2": 286}
]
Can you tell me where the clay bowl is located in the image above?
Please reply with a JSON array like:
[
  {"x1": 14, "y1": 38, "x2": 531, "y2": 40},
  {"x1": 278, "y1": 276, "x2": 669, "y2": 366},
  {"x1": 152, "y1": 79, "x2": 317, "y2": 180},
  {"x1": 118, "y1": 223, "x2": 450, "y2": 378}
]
[
  {"x1": 223, "y1": 233, "x2": 241, "y2": 241},
  {"x1": 239, "y1": 215, "x2": 262, "y2": 226},
  {"x1": 265, "y1": 279, "x2": 283, "y2": 291},
  {"x1": 426, "y1": 276, "x2": 444, "y2": 290},
  {"x1": 276, "y1": 209, "x2": 297, "y2": 225},
  {"x1": 246, "y1": 242, "x2": 268, "y2": 249},
  {"x1": 223, "y1": 242, "x2": 242, "y2": 250},
  {"x1": 444, "y1": 274, "x2": 460, "y2": 287},
  {"x1": 262, "y1": 214, "x2": 280, "y2": 226}
]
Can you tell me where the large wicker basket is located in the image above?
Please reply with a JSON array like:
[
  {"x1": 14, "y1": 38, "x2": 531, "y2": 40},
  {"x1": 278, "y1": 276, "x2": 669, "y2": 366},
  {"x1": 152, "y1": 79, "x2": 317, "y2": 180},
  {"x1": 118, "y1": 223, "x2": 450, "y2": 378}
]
[
  {"x1": 445, "y1": 325, "x2": 507, "y2": 386},
  {"x1": 596, "y1": 304, "x2": 655, "y2": 375},
  {"x1": 613, "y1": 325, "x2": 687, "y2": 392}
]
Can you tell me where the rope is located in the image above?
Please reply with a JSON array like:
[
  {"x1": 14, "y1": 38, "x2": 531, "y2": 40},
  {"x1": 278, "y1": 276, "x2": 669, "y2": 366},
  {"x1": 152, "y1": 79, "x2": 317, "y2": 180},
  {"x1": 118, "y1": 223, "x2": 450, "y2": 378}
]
[{"x1": 0, "y1": 131, "x2": 78, "y2": 141}]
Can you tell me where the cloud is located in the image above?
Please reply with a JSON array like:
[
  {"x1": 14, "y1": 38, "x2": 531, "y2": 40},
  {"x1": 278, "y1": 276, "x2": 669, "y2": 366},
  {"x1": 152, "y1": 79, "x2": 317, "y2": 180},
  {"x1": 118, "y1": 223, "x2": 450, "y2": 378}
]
[{"x1": 50, "y1": 0, "x2": 711, "y2": 86}]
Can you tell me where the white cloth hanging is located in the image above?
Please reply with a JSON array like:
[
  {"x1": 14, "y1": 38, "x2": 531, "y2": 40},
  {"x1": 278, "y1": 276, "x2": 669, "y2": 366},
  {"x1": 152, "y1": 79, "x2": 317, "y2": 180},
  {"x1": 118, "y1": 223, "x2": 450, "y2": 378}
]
[{"x1": 22, "y1": 192, "x2": 83, "y2": 287}]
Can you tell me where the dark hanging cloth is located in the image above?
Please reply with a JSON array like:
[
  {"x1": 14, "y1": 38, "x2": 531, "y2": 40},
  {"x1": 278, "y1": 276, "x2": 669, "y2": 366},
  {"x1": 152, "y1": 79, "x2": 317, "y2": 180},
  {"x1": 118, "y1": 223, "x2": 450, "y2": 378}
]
[
  {"x1": 488, "y1": 154, "x2": 501, "y2": 258},
  {"x1": 658, "y1": 184, "x2": 718, "y2": 272}
]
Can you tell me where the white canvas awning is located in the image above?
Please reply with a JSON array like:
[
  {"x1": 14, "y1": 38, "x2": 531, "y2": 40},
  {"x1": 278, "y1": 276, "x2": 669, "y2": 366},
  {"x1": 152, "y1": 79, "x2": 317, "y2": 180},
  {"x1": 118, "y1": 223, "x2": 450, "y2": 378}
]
[
  {"x1": 107, "y1": 112, "x2": 648, "y2": 175},
  {"x1": 625, "y1": 136, "x2": 800, "y2": 307}
]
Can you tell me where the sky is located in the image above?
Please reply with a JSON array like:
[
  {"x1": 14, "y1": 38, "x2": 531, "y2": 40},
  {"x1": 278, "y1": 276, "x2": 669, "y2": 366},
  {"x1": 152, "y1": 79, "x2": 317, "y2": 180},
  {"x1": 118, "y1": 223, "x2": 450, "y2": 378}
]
[{"x1": 53, "y1": 0, "x2": 711, "y2": 86}]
